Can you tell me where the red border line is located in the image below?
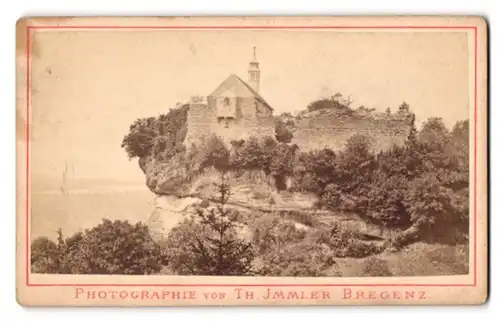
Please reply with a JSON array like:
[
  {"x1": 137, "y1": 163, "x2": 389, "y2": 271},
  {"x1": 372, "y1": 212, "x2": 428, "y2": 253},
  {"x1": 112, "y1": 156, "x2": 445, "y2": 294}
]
[
  {"x1": 25, "y1": 25, "x2": 478, "y2": 288},
  {"x1": 26, "y1": 283, "x2": 475, "y2": 287},
  {"x1": 473, "y1": 26, "x2": 478, "y2": 287},
  {"x1": 29, "y1": 25, "x2": 475, "y2": 30},
  {"x1": 25, "y1": 26, "x2": 31, "y2": 287}
]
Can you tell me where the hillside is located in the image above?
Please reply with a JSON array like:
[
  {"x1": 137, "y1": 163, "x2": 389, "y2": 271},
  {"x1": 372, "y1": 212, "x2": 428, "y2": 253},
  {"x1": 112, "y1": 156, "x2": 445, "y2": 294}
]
[{"x1": 117, "y1": 97, "x2": 470, "y2": 277}]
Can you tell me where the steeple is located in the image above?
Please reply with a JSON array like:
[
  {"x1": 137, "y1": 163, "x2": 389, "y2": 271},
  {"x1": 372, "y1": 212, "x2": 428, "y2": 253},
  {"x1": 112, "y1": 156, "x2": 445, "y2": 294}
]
[{"x1": 248, "y1": 46, "x2": 260, "y2": 93}]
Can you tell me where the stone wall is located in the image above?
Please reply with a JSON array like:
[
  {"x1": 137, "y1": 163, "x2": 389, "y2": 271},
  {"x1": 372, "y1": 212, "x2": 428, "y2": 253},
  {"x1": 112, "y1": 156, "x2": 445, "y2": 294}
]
[
  {"x1": 291, "y1": 109, "x2": 415, "y2": 152},
  {"x1": 186, "y1": 101, "x2": 414, "y2": 152},
  {"x1": 185, "y1": 97, "x2": 275, "y2": 146},
  {"x1": 184, "y1": 102, "x2": 215, "y2": 145}
]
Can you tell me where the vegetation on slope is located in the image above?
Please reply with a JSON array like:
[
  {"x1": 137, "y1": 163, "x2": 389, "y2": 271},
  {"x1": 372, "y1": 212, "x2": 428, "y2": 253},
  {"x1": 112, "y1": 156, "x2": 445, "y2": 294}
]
[{"x1": 30, "y1": 96, "x2": 470, "y2": 277}]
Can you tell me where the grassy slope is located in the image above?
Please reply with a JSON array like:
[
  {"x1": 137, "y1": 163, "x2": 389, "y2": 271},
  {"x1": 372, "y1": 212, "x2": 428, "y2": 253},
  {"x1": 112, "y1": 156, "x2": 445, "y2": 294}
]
[{"x1": 335, "y1": 243, "x2": 469, "y2": 277}]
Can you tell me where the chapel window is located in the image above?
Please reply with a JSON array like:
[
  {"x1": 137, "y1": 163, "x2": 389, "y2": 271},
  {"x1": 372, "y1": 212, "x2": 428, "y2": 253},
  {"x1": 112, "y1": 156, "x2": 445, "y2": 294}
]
[{"x1": 218, "y1": 97, "x2": 235, "y2": 120}]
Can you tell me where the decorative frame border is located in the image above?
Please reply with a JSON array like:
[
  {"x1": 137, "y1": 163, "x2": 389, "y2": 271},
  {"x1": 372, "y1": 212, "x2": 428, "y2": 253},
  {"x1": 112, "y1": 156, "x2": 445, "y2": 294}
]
[{"x1": 24, "y1": 24, "x2": 478, "y2": 288}]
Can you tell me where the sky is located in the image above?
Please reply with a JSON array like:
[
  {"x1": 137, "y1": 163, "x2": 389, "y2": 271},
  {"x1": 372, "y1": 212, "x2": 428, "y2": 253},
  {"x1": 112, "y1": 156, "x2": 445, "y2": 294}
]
[{"x1": 19, "y1": 29, "x2": 471, "y2": 186}]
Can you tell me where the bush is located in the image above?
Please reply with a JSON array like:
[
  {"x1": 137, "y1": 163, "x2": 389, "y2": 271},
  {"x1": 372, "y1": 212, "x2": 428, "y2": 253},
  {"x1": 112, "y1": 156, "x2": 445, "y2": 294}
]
[
  {"x1": 363, "y1": 173, "x2": 410, "y2": 227},
  {"x1": 230, "y1": 136, "x2": 276, "y2": 172},
  {"x1": 306, "y1": 96, "x2": 350, "y2": 112},
  {"x1": 294, "y1": 149, "x2": 337, "y2": 194},
  {"x1": 252, "y1": 214, "x2": 307, "y2": 255},
  {"x1": 342, "y1": 239, "x2": 383, "y2": 258},
  {"x1": 259, "y1": 241, "x2": 339, "y2": 277},
  {"x1": 274, "y1": 119, "x2": 294, "y2": 143},
  {"x1": 269, "y1": 143, "x2": 299, "y2": 190},
  {"x1": 199, "y1": 134, "x2": 230, "y2": 170},
  {"x1": 306, "y1": 223, "x2": 383, "y2": 258},
  {"x1": 322, "y1": 183, "x2": 343, "y2": 208},
  {"x1": 31, "y1": 237, "x2": 60, "y2": 274},
  {"x1": 404, "y1": 173, "x2": 456, "y2": 228},
  {"x1": 66, "y1": 220, "x2": 164, "y2": 274},
  {"x1": 361, "y1": 257, "x2": 392, "y2": 277},
  {"x1": 121, "y1": 105, "x2": 189, "y2": 159},
  {"x1": 31, "y1": 220, "x2": 165, "y2": 275}
]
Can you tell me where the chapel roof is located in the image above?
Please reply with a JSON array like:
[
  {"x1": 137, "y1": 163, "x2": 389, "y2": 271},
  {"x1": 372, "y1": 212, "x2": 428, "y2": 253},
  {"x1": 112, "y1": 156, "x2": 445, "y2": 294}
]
[{"x1": 209, "y1": 74, "x2": 273, "y2": 111}]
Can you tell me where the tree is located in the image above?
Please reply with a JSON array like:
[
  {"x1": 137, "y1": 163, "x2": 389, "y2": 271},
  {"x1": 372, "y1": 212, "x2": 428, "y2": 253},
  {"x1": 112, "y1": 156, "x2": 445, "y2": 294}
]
[
  {"x1": 418, "y1": 117, "x2": 450, "y2": 152},
  {"x1": 404, "y1": 173, "x2": 455, "y2": 229},
  {"x1": 336, "y1": 134, "x2": 376, "y2": 194},
  {"x1": 121, "y1": 117, "x2": 157, "y2": 159},
  {"x1": 163, "y1": 172, "x2": 255, "y2": 276},
  {"x1": 446, "y1": 119, "x2": 469, "y2": 182},
  {"x1": 296, "y1": 148, "x2": 337, "y2": 194},
  {"x1": 398, "y1": 101, "x2": 410, "y2": 113},
  {"x1": 269, "y1": 143, "x2": 299, "y2": 190},
  {"x1": 31, "y1": 220, "x2": 165, "y2": 275},
  {"x1": 121, "y1": 105, "x2": 189, "y2": 160},
  {"x1": 200, "y1": 134, "x2": 230, "y2": 170},
  {"x1": 231, "y1": 136, "x2": 275, "y2": 172},
  {"x1": 31, "y1": 237, "x2": 60, "y2": 273},
  {"x1": 70, "y1": 220, "x2": 165, "y2": 275},
  {"x1": 274, "y1": 119, "x2": 294, "y2": 143},
  {"x1": 343, "y1": 134, "x2": 373, "y2": 160}
]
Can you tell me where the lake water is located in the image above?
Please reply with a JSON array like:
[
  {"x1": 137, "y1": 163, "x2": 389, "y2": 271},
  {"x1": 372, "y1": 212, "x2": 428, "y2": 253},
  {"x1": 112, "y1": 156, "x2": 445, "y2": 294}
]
[{"x1": 30, "y1": 186, "x2": 156, "y2": 241}]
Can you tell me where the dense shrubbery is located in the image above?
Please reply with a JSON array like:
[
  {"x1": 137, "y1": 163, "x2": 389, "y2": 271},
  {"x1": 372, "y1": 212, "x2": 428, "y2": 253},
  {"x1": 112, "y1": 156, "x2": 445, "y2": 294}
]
[
  {"x1": 162, "y1": 172, "x2": 255, "y2": 276},
  {"x1": 306, "y1": 223, "x2": 384, "y2": 258},
  {"x1": 31, "y1": 220, "x2": 165, "y2": 274},
  {"x1": 361, "y1": 257, "x2": 393, "y2": 277},
  {"x1": 259, "y1": 241, "x2": 338, "y2": 277},
  {"x1": 274, "y1": 118, "x2": 294, "y2": 143},
  {"x1": 252, "y1": 215, "x2": 307, "y2": 255},
  {"x1": 121, "y1": 105, "x2": 189, "y2": 160},
  {"x1": 306, "y1": 94, "x2": 352, "y2": 112},
  {"x1": 294, "y1": 117, "x2": 469, "y2": 245},
  {"x1": 250, "y1": 213, "x2": 339, "y2": 276},
  {"x1": 31, "y1": 237, "x2": 61, "y2": 274}
]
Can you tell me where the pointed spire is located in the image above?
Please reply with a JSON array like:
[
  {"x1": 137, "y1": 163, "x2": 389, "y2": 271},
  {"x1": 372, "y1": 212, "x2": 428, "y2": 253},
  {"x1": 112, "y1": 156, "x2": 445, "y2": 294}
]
[{"x1": 248, "y1": 46, "x2": 260, "y2": 93}]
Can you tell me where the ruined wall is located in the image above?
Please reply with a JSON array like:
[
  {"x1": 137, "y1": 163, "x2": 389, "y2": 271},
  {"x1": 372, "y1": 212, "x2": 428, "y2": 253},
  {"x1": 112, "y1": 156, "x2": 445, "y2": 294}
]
[
  {"x1": 186, "y1": 98, "x2": 413, "y2": 152},
  {"x1": 184, "y1": 102, "x2": 215, "y2": 146},
  {"x1": 185, "y1": 97, "x2": 274, "y2": 146},
  {"x1": 291, "y1": 109, "x2": 415, "y2": 152}
]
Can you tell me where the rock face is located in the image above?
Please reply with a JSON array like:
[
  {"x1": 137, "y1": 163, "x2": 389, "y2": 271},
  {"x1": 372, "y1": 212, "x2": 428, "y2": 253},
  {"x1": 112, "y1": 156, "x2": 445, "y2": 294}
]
[
  {"x1": 147, "y1": 195, "x2": 203, "y2": 243},
  {"x1": 147, "y1": 194, "x2": 257, "y2": 243},
  {"x1": 140, "y1": 155, "x2": 193, "y2": 196}
]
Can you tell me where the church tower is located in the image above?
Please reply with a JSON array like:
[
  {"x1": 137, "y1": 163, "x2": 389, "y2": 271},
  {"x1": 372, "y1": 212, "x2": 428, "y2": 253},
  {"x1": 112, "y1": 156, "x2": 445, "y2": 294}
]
[{"x1": 248, "y1": 46, "x2": 260, "y2": 93}]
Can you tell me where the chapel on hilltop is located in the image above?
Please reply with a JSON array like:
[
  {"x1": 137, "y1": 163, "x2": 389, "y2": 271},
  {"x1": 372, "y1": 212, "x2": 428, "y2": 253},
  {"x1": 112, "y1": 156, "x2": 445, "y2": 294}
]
[
  {"x1": 185, "y1": 47, "x2": 275, "y2": 144},
  {"x1": 184, "y1": 47, "x2": 415, "y2": 153}
]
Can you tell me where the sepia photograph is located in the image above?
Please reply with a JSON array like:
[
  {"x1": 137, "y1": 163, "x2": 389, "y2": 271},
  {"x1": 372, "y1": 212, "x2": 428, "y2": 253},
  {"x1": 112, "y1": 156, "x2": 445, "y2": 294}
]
[{"x1": 15, "y1": 16, "x2": 488, "y2": 306}]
